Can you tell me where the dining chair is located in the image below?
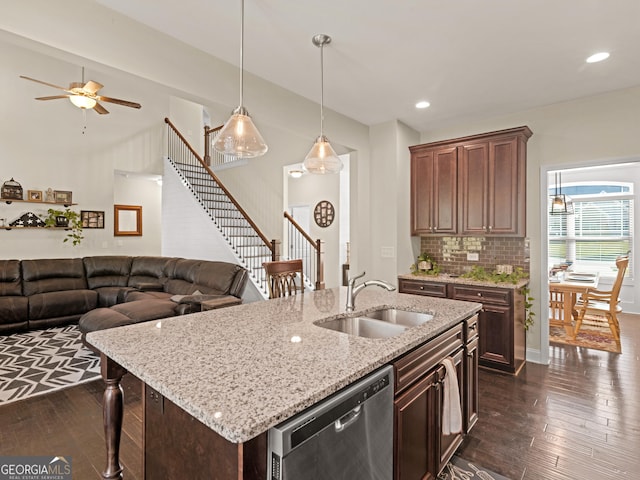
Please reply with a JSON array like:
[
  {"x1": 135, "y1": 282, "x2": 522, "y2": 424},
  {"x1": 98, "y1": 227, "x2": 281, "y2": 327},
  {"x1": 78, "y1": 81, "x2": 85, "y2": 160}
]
[
  {"x1": 573, "y1": 255, "x2": 629, "y2": 343},
  {"x1": 263, "y1": 259, "x2": 304, "y2": 299}
]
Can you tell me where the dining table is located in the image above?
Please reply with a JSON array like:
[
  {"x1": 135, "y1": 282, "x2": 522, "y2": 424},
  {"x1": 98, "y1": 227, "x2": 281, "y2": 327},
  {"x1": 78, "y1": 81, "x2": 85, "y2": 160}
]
[{"x1": 549, "y1": 271, "x2": 599, "y2": 338}]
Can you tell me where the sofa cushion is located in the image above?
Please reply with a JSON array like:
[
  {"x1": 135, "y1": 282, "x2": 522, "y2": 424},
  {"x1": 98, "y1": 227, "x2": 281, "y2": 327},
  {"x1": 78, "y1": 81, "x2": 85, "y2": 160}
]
[
  {"x1": 21, "y1": 258, "x2": 88, "y2": 296},
  {"x1": 28, "y1": 289, "x2": 98, "y2": 320},
  {"x1": 93, "y1": 286, "x2": 138, "y2": 307},
  {"x1": 194, "y1": 261, "x2": 247, "y2": 297},
  {"x1": 83, "y1": 256, "x2": 132, "y2": 289},
  {"x1": 125, "y1": 291, "x2": 173, "y2": 302},
  {"x1": 0, "y1": 296, "x2": 29, "y2": 332},
  {"x1": 163, "y1": 259, "x2": 202, "y2": 295},
  {"x1": 128, "y1": 256, "x2": 177, "y2": 289},
  {"x1": 0, "y1": 259, "x2": 23, "y2": 296}
]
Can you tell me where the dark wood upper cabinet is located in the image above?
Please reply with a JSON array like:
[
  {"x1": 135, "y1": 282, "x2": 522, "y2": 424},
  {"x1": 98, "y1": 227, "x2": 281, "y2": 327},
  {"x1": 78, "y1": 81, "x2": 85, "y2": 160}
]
[
  {"x1": 410, "y1": 126, "x2": 532, "y2": 237},
  {"x1": 410, "y1": 145, "x2": 457, "y2": 235}
]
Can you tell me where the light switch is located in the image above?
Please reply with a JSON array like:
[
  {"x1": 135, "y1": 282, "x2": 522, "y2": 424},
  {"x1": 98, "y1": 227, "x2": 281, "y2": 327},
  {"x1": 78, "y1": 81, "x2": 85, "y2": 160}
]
[
  {"x1": 467, "y1": 252, "x2": 479, "y2": 261},
  {"x1": 381, "y1": 247, "x2": 395, "y2": 258}
]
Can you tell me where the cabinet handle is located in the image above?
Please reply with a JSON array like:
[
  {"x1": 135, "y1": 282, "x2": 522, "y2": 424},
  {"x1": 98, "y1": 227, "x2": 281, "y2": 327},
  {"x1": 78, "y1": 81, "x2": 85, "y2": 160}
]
[
  {"x1": 488, "y1": 226, "x2": 493, "y2": 232},
  {"x1": 469, "y1": 324, "x2": 477, "y2": 331},
  {"x1": 467, "y1": 351, "x2": 474, "y2": 357},
  {"x1": 476, "y1": 292, "x2": 482, "y2": 297},
  {"x1": 419, "y1": 286, "x2": 424, "y2": 290},
  {"x1": 482, "y1": 225, "x2": 486, "y2": 230}
]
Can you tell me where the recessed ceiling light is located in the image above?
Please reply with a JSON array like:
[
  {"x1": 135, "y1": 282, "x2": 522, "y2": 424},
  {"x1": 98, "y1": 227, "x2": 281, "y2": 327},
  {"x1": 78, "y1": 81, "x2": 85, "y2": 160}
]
[
  {"x1": 415, "y1": 100, "x2": 430, "y2": 109},
  {"x1": 586, "y1": 52, "x2": 610, "y2": 63}
]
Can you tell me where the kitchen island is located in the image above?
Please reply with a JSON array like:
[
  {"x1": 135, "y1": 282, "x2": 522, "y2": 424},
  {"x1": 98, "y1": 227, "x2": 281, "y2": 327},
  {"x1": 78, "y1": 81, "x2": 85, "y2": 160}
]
[{"x1": 87, "y1": 287, "x2": 481, "y2": 479}]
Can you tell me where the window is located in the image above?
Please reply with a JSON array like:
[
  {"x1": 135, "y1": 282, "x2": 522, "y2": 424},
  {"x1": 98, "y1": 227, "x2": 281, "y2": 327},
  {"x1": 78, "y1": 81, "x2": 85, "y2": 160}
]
[{"x1": 549, "y1": 181, "x2": 633, "y2": 277}]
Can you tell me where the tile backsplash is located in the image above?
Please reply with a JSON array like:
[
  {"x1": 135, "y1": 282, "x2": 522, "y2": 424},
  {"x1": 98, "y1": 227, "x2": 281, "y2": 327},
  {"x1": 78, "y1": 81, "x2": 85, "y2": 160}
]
[{"x1": 418, "y1": 236, "x2": 529, "y2": 275}]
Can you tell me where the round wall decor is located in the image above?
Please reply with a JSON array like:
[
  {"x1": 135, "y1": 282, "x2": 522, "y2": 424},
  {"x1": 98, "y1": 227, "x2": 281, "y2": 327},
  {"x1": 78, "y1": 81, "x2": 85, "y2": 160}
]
[{"x1": 313, "y1": 200, "x2": 335, "y2": 228}]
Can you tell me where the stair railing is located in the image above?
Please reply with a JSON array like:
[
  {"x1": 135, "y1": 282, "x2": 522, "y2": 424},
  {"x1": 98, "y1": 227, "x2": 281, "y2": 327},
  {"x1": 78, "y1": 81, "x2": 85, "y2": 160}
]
[
  {"x1": 165, "y1": 118, "x2": 278, "y2": 292},
  {"x1": 284, "y1": 211, "x2": 325, "y2": 290}
]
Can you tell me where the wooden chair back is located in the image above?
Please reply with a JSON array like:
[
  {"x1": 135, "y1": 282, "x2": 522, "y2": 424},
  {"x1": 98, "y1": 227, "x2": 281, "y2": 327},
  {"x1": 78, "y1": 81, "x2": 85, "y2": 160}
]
[{"x1": 263, "y1": 259, "x2": 304, "y2": 299}]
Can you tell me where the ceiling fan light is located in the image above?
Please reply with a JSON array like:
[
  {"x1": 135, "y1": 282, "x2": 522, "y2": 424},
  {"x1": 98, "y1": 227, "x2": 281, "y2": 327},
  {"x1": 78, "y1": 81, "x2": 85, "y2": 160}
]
[
  {"x1": 303, "y1": 135, "x2": 343, "y2": 174},
  {"x1": 69, "y1": 95, "x2": 96, "y2": 109},
  {"x1": 213, "y1": 106, "x2": 268, "y2": 158}
]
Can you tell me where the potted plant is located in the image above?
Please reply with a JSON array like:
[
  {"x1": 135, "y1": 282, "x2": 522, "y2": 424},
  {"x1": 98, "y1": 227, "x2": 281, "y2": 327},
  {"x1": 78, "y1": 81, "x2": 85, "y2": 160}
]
[{"x1": 45, "y1": 208, "x2": 84, "y2": 246}]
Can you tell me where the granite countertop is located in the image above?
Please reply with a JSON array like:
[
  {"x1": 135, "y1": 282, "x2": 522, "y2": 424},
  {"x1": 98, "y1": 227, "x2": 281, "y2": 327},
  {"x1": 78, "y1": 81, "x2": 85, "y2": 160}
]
[
  {"x1": 398, "y1": 273, "x2": 529, "y2": 289},
  {"x1": 86, "y1": 287, "x2": 481, "y2": 444}
]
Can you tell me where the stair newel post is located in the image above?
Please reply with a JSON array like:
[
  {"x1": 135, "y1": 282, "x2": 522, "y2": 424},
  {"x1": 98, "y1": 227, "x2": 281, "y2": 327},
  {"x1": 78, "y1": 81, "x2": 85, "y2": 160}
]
[
  {"x1": 271, "y1": 239, "x2": 281, "y2": 261},
  {"x1": 316, "y1": 239, "x2": 325, "y2": 290},
  {"x1": 203, "y1": 125, "x2": 211, "y2": 166}
]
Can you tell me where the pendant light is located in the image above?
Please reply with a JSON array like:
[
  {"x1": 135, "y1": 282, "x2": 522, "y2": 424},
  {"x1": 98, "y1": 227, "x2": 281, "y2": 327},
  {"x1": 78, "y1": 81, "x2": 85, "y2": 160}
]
[
  {"x1": 549, "y1": 172, "x2": 574, "y2": 215},
  {"x1": 213, "y1": 0, "x2": 268, "y2": 158},
  {"x1": 303, "y1": 34, "x2": 343, "y2": 175}
]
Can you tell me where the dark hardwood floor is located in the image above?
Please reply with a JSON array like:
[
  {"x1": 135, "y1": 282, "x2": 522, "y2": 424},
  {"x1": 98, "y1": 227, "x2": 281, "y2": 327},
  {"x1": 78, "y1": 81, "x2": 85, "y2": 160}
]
[{"x1": 1, "y1": 313, "x2": 638, "y2": 479}]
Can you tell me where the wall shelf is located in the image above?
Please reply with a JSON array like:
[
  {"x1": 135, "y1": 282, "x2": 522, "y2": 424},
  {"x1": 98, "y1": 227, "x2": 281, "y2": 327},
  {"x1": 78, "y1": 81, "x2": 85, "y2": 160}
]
[{"x1": 3, "y1": 199, "x2": 76, "y2": 207}]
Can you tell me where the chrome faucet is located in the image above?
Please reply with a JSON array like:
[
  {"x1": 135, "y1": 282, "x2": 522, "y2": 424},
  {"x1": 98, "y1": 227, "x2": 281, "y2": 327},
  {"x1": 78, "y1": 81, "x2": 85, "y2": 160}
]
[{"x1": 346, "y1": 271, "x2": 396, "y2": 312}]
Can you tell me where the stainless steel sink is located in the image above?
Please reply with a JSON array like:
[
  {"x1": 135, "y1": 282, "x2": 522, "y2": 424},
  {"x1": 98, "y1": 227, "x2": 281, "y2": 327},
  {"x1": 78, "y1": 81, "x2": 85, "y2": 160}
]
[
  {"x1": 314, "y1": 308, "x2": 433, "y2": 338},
  {"x1": 317, "y1": 316, "x2": 407, "y2": 338},
  {"x1": 364, "y1": 308, "x2": 433, "y2": 327}
]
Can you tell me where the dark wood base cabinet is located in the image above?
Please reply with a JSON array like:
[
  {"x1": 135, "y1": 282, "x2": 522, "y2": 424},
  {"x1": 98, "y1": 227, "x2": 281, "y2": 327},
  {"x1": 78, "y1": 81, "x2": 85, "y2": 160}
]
[
  {"x1": 399, "y1": 277, "x2": 526, "y2": 375},
  {"x1": 393, "y1": 317, "x2": 478, "y2": 479},
  {"x1": 144, "y1": 385, "x2": 267, "y2": 480}
]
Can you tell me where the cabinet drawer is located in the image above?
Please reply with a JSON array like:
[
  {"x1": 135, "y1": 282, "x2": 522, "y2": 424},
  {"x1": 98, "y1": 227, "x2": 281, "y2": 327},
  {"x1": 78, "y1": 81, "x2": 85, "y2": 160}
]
[
  {"x1": 393, "y1": 323, "x2": 463, "y2": 395},
  {"x1": 398, "y1": 278, "x2": 448, "y2": 298},
  {"x1": 464, "y1": 314, "x2": 479, "y2": 342},
  {"x1": 450, "y1": 285, "x2": 511, "y2": 306}
]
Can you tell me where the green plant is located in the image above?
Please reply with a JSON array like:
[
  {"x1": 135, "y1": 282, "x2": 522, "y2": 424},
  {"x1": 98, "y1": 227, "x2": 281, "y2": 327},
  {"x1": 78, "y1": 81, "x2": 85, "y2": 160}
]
[
  {"x1": 520, "y1": 285, "x2": 535, "y2": 331},
  {"x1": 45, "y1": 208, "x2": 84, "y2": 246},
  {"x1": 410, "y1": 252, "x2": 441, "y2": 276}
]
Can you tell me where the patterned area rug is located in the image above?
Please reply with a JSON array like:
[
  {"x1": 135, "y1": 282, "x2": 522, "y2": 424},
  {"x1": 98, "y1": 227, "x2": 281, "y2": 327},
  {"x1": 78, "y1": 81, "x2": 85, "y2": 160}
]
[
  {"x1": 438, "y1": 456, "x2": 510, "y2": 480},
  {"x1": 0, "y1": 325, "x2": 100, "y2": 405},
  {"x1": 549, "y1": 316, "x2": 621, "y2": 354}
]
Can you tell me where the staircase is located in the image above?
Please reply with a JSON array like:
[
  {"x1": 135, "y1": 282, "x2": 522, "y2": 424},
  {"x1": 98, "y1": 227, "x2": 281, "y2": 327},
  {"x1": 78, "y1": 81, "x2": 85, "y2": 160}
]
[{"x1": 164, "y1": 118, "x2": 276, "y2": 297}]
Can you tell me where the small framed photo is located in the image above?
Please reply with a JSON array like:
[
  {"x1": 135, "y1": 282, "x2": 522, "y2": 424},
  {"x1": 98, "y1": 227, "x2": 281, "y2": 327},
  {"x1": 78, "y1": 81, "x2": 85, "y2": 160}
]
[
  {"x1": 28, "y1": 190, "x2": 43, "y2": 202},
  {"x1": 54, "y1": 190, "x2": 72, "y2": 204},
  {"x1": 81, "y1": 210, "x2": 105, "y2": 229}
]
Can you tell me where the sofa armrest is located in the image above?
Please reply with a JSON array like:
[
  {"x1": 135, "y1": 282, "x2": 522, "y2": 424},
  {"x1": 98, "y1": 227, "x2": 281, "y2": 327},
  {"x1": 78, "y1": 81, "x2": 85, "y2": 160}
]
[{"x1": 174, "y1": 294, "x2": 241, "y2": 315}]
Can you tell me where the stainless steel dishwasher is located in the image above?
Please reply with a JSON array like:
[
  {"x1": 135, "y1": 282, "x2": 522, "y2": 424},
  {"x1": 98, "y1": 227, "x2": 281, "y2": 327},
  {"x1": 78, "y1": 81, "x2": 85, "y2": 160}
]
[{"x1": 268, "y1": 365, "x2": 393, "y2": 480}]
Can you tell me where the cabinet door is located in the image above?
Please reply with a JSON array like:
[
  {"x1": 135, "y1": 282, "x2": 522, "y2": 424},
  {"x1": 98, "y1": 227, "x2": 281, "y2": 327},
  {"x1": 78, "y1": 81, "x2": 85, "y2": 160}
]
[
  {"x1": 432, "y1": 147, "x2": 457, "y2": 233},
  {"x1": 478, "y1": 303, "x2": 513, "y2": 371},
  {"x1": 410, "y1": 147, "x2": 457, "y2": 234},
  {"x1": 411, "y1": 149, "x2": 434, "y2": 234},
  {"x1": 435, "y1": 350, "x2": 464, "y2": 474},
  {"x1": 488, "y1": 137, "x2": 522, "y2": 235},
  {"x1": 464, "y1": 336, "x2": 479, "y2": 433},
  {"x1": 459, "y1": 142, "x2": 489, "y2": 235},
  {"x1": 394, "y1": 369, "x2": 439, "y2": 480}
]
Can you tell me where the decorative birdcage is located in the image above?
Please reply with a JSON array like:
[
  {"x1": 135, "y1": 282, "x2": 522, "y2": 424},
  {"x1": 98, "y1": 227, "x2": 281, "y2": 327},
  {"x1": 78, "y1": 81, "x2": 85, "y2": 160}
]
[{"x1": 1, "y1": 178, "x2": 23, "y2": 200}]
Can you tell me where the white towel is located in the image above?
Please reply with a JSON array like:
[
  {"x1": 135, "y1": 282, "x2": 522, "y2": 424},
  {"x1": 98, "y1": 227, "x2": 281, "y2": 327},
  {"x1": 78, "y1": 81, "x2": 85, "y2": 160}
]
[{"x1": 441, "y1": 357, "x2": 462, "y2": 435}]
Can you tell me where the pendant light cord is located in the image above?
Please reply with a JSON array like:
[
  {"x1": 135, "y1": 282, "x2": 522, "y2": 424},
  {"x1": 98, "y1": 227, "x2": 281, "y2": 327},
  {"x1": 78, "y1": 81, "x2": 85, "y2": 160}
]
[
  {"x1": 239, "y1": 0, "x2": 244, "y2": 108},
  {"x1": 319, "y1": 40, "x2": 324, "y2": 136}
]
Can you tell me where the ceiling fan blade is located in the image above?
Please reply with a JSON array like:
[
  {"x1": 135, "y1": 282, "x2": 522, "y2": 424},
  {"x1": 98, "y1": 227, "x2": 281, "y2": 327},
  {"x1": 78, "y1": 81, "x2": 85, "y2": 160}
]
[
  {"x1": 83, "y1": 80, "x2": 103, "y2": 94},
  {"x1": 97, "y1": 96, "x2": 142, "y2": 109},
  {"x1": 35, "y1": 95, "x2": 71, "y2": 101},
  {"x1": 20, "y1": 75, "x2": 67, "y2": 91},
  {"x1": 93, "y1": 102, "x2": 109, "y2": 115}
]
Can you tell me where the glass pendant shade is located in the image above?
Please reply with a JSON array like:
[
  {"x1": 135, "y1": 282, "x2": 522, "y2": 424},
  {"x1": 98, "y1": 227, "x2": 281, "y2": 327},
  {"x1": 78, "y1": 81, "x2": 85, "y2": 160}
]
[
  {"x1": 304, "y1": 135, "x2": 342, "y2": 174},
  {"x1": 549, "y1": 172, "x2": 574, "y2": 215},
  {"x1": 213, "y1": 0, "x2": 268, "y2": 158},
  {"x1": 213, "y1": 106, "x2": 268, "y2": 158},
  {"x1": 69, "y1": 95, "x2": 96, "y2": 109}
]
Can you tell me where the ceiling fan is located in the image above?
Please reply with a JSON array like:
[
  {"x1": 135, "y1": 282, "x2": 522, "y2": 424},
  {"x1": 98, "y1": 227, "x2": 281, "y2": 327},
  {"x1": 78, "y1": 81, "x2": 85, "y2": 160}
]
[{"x1": 20, "y1": 69, "x2": 142, "y2": 114}]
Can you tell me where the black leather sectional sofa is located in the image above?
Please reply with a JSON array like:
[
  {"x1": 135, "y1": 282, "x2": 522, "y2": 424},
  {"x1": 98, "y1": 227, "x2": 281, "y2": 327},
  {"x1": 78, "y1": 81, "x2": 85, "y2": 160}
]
[{"x1": 0, "y1": 256, "x2": 248, "y2": 335}]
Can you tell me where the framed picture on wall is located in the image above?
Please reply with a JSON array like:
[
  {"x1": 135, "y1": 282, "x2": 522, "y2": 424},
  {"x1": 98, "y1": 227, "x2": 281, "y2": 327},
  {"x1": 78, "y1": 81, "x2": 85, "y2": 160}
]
[
  {"x1": 54, "y1": 190, "x2": 73, "y2": 204},
  {"x1": 28, "y1": 190, "x2": 43, "y2": 202},
  {"x1": 81, "y1": 210, "x2": 105, "y2": 229},
  {"x1": 114, "y1": 204, "x2": 142, "y2": 236}
]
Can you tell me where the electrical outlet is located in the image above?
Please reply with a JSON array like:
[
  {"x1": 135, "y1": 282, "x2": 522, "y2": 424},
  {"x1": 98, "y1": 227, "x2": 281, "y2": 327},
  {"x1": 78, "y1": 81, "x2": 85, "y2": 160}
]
[
  {"x1": 467, "y1": 252, "x2": 479, "y2": 261},
  {"x1": 381, "y1": 246, "x2": 395, "y2": 258}
]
